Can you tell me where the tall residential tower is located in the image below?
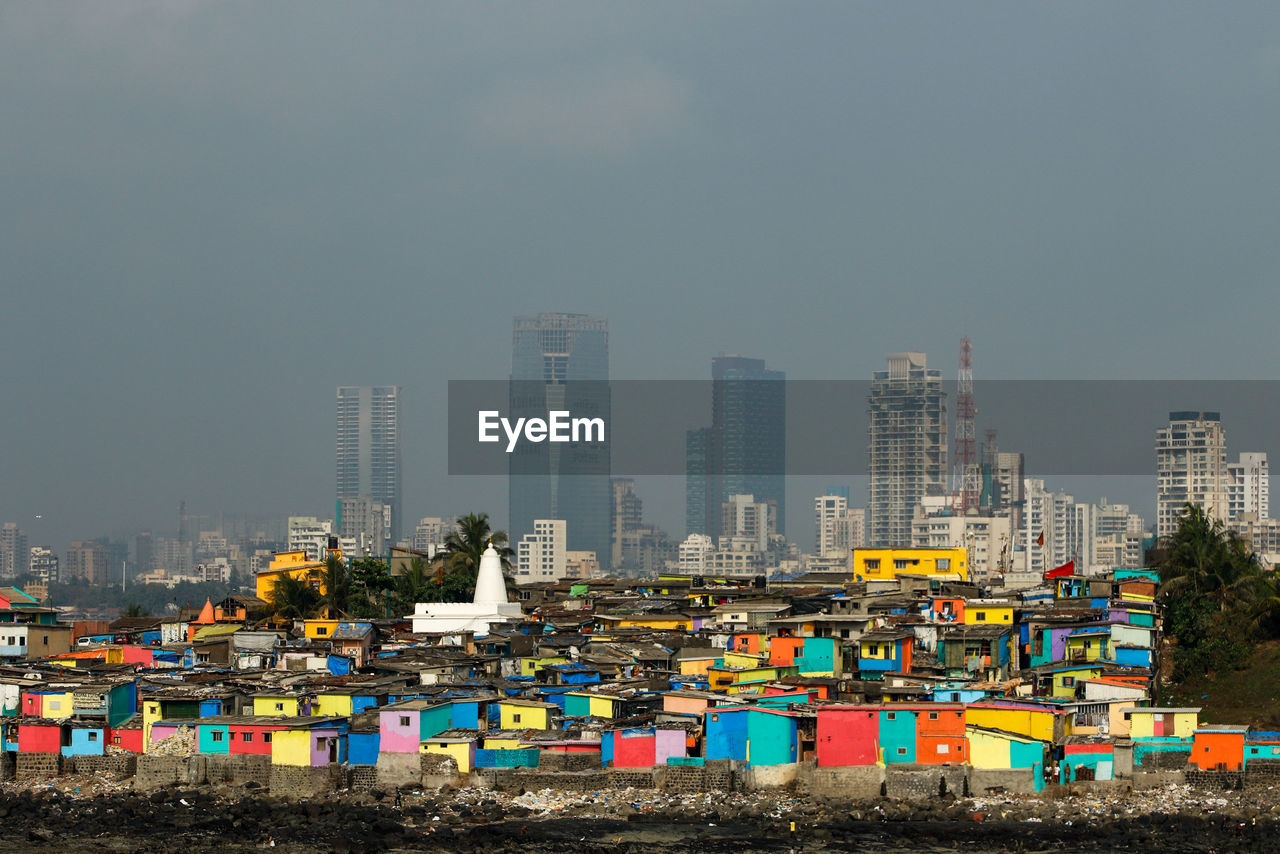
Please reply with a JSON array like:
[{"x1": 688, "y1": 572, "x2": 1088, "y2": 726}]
[
  {"x1": 336, "y1": 386, "x2": 402, "y2": 546},
  {"x1": 509, "y1": 313, "x2": 611, "y2": 570},
  {"x1": 868, "y1": 352, "x2": 947, "y2": 547},
  {"x1": 1155, "y1": 411, "x2": 1227, "y2": 539}
]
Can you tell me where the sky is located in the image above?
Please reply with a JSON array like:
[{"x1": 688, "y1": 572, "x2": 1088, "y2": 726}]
[{"x1": 2, "y1": 2, "x2": 1279, "y2": 553}]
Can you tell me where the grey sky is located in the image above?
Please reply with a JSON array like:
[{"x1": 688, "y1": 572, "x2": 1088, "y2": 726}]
[{"x1": 3, "y1": 2, "x2": 1279, "y2": 551}]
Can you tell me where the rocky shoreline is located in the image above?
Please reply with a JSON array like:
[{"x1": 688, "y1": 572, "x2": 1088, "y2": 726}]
[{"x1": 1, "y1": 778, "x2": 1280, "y2": 852}]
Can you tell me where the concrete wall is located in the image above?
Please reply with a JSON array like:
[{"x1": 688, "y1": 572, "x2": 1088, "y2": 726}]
[
  {"x1": 375, "y1": 751, "x2": 423, "y2": 789},
  {"x1": 69, "y1": 755, "x2": 136, "y2": 777},
  {"x1": 884, "y1": 764, "x2": 968, "y2": 800},
  {"x1": 205, "y1": 754, "x2": 271, "y2": 787},
  {"x1": 742, "y1": 762, "x2": 800, "y2": 790},
  {"x1": 968, "y1": 767, "x2": 1038, "y2": 796},
  {"x1": 269, "y1": 764, "x2": 340, "y2": 798},
  {"x1": 798, "y1": 764, "x2": 883, "y2": 800},
  {"x1": 136, "y1": 755, "x2": 208, "y2": 789},
  {"x1": 15, "y1": 752, "x2": 62, "y2": 781},
  {"x1": 420, "y1": 751, "x2": 460, "y2": 788},
  {"x1": 1132, "y1": 770, "x2": 1185, "y2": 789}
]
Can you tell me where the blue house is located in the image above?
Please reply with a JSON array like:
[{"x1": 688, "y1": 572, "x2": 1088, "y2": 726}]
[{"x1": 704, "y1": 707, "x2": 799, "y2": 766}]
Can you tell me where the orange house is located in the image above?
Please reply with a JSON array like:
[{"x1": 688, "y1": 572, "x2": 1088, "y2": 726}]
[
  {"x1": 1191, "y1": 726, "x2": 1247, "y2": 771},
  {"x1": 931, "y1": 597, "x2": 966, "y2": 623},
  {"x1": 912, "y1": 703, "x2": 968, "y2": 764},
  {"x1": 768, "y1": 637, "x2": 805, "y2": 667},
  {"x1": 731, "y1": 633, "x2": 767, "y2": 655}
]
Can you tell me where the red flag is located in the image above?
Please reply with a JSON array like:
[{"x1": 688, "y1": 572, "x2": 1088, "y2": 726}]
[
  {"x1": 1036, "y1": 531, "x2": 1045, "y2": 547},
  {"x1": 1045, "y1": 560, "x2": 1074, "y2": 579},
  {"x1": 438, "y1": 564, "x2": 444, "y2": 585}
]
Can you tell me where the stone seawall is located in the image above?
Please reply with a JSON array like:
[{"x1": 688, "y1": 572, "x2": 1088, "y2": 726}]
[
  {"x1": 16, "y1": 753, "x2": 62, "y2": 781},
  {"x1": 69, "y1": 754, "x2": 137, "y2": 777}
]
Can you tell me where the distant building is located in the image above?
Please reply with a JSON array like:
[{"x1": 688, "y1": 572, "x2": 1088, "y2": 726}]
[
  {"x1": 1156, "y1": 411, "x2": 1227, "y2": 539},
  {"x1": 910, "y1": 503, "x2": 1012, "y2": 582},
  {"x1": 851, "y1": 547, "x2": 968, "y2": 582},
  {"x1": 336, "y1": 385, "x2": 402, "y2": 546},
  {"x1": 1022, "y1": 479, "x2": 1074, "y2": 573},
  {"x1": 134, "y1": 531, "x2": 154, "y2": 576},
  {"x1": 29, "y1": 547, "x2": 58, "y2": 585},
  {"x1": 677, "y1": 534, "x2": 715, "y2": 572},
  {"x1": 0, "y1": 523, "x2": 29, "y2": 580},
  {"x1": 516, "y1": 519, "x2": 568, "y2": 583},
  {"x1": 685, "y1": 356, "x2": 786, "y2": 538},
  {"x1": 64, "y1": 541, "x2": 111, "y2": 586},
  {"x1": 564, "y1": 550, "x2": 600, "y2": 580},
  {"x1": 509, "y1": 313, "x2": 611, "y2": 571},
  {"x1": 611, "y1": 478, "x2": 644, "y2": 569},
  {"x1": 815, "y1": 491, "x2": 865, "y2": 557},
  {"x1": 868, "y1": 352, "x2": 947, "y2": 547},
  {"x1": 337, "y1": 497, "x2": 391, "y2": 558},
  {"x1": 1227, "y1": 452, "x2": 1269, "y2": 521},
  {"x1": 412, "y1": 517, "x2": 447, "y2": 555},
  {"x1": 721, "y1": 493, "x2": 775, "y2": 553}
]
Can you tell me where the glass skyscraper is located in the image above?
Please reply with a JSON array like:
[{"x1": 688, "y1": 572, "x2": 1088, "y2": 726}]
[
  {"x1": 509, "y1": 313, "x2": 611, "y2": 571},
  {"x1": 685, "y1": 356, "x2": 786, "y2": 539},
  {"x1": 336, "y1": 386, "x2": 402, "y2": 547}
]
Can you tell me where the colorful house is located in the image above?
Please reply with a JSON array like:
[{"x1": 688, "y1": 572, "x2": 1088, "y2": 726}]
[
  {"x1": 815, "y1": 706, "x2": 879, "y2": 767},
  {"x1": 270, "y1": 717, "x2": 347, "y2": 766},
  {"x1": 851, "y1": 548, "x2": 968, "y2": 582},
  {"x1": 497, "y1": 699, "x2": 557, "y2": 730},
  {"x1": 254, "y1": 549, "x2": 329, "y2": 603},
  {"x1": 1126, "y1": 708, "x2": 1199, "y2": 740},
  {"x1": 1191, "y1": 725, "x2": 1247, "y2": 771},
  {"x1": 963, "y1": 600, "x2": 1013, "y2": 626},
  {"x1": 966, "y1": 701, "x2": 1068, "y2": 746},
  {"x1": 251, "y1": 692, "x2": 312, "y2": 718},
  {"x1": 378, "y1": 699, "x2": 456, "y2": 752},
  {"x1": 563, "y1": 691, "x2": 624, "y2": 719},
  {"x1": 419, "y1": 730, "x2": 476, "y2": 773},
  {"x1": 602, "y1": 726, "x2": 687, "y2": 768},
  {"x1": 1063, "y1": 627, "x2": 1111, "y2": 662},
  {"x1": 704, "y1": 706, "x2": 799, "y2": 766},
  {"x1": 1061, "y1": 737, "x2": 1115, "y2": 782},
  {"x1": 857, "y1": 630, "x2": 914, "y2": 680},
  {"x1": 965, "y1": 726, "x2": 1047, "y2": 791}
]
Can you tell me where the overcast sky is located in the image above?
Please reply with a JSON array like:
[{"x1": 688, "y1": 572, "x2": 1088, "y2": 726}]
[{"x1": 3, "y1": 2, "x2": 1279, "y2": 552}]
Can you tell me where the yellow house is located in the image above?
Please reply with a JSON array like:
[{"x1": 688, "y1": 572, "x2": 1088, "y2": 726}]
[
  {"x1": 675, "y1": 653, "x2": 720, "y2": 676},
  {"x1": 421, "y1": 735, "x2": 475, "y2": 773},
  {"x1": 722, "y1": 650, "x2": 767, "y2": 670},
  {"x1": 594, "y1": 614, "x2": 693, "y2": 631},
  {"x1": 482, "y1": 732, "x2": 524, "y2": 751},
  {"x1": 36, "y1": 689, "x2": 75, "y2": 720},
  {"x1": 563, "y1": 691, "x2": 623, "y2": 718},
  {"x1": 252, "y1": 693, "x2": 309, "y2": 717},
  {"x1": 254, "y1": 550, "x2": 329, "y2": 603},
  {"x1": 963, "y1": 600, "x2": 1014, "y2": 625},
  {"x1": 852, "y1": 548, "x2": 967, "y2": 582},
  {"x1": 270, "y1": 730, "x2": 315, "y2": 767},
  {"x1": 303, "y1": 619, "x2": 341, "y2": 640},
  {"x1": 1048, "y1": 664, "x2": 1104, "y2": 699},
  {"x1": 519, "y1": 654, "x2": 567, "y2": 678},
  {"x1": 1063, "y1": 629, "x2": 1111, "y2": 662},
  {"x1": 498, "y1": 699, "x2": 556, "y2": 730},
  {"x1": 311, "y1": 690, "x2": 354, "y2": 718},
  {"x1": 1126, "y1": 707, "x2": 1200, "y2": 740},
  {"x1": 966, "y1": 703, "x2": 1066, "y2": 744},
  {"x1": 707, "y1": 664, "x2": 793, "y2": 694}
]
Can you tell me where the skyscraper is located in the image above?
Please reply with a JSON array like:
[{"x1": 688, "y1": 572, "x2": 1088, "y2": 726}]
[
  {"x1": 336, "y1": 386, "x2": 402, "y2": 546},
  {"x1": 868, "y1": 352, "x2": 947, "y2": 546},
  {"x1": 1156, "y1": 411, "x2": 1227, "y2": 539},
  {"x1": 0, "y1": 523, "x2": 29, "y2": 580},
  {"x1": 509, "y1": 313, "x2": 610, "y2": 570},
  {"x1": 685, "y1": 356, "x2": 786, "y2": 539}
]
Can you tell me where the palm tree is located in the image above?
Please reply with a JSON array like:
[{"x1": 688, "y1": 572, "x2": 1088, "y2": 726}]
[
  {"x1": 441, "y1": 513, "x2": 512, "y2": 577},
  {"x1": 123, "y1": 603, "x2": 149, "y2": 618},
  {"x1": 268, "y1": 575, "x2": 322, "y2": 620},
  {"x1": 392, "y1": 556, "x2": 436, "y2": 613},
  {"x1": 321, "y1": 554, "x2": 352, "y2": 619},
  {"x1": 1159, "y1": 504, "x2": 1262, "y2": 610}
]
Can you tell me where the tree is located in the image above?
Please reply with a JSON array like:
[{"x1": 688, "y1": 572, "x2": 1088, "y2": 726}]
[
  {"x1": 441, "y1": 513, "x2": 512, "y2": 578},
  {"x1": 1158, "y1": 503, "x2": 1266, "y2": 680},
  {"x1": 268, "y1": 575, "x2": 322, "y2": 620},
  {"x1": 123, "y1": 603, "x2": 150, "y2": 618},
  {"x1": 321, "y1": 554, "x2": 352, "y2": 619},
  {"x1": 348, "y1": 557, "x2": 393, "y2": 618}
]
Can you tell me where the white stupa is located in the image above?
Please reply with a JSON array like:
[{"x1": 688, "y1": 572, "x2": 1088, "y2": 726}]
[{"x1": 407, "y1": 543, "x2": 523, "y2": 635}]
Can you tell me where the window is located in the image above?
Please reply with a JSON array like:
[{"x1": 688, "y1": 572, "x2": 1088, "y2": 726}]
[
  {"x1": 49, "y1": 700, "x2": 60, "y2": 711},
  {"x1": 243, "y1": 733, "x2": 253, "y2": 742},
  {"x1": 316, "y1": 738, "x2": 326, "y2": 749},
  {"x1": 112, "y1": 736, "x2": 121, "y2": 745},
  {"x1": 513, "y1": 713, "x2": 522, "y2": 723},
  {"x1": 937, "y1": 744, "x2": 949, "y2": 754},
  {"x1": 18, "y1": 637, "x2": 24, "y2": 646},
  {"x1": 928, "y1": 712, "x2": 939, "y2": 721},
  {"x1": 275, "y1": 703, "x2": 284, "y2": 711},
  {"x1": 88, "y1": 732, "x2": 98, "y2": 742},
  {"x1": 894, "y1": 559, "x2": 910, "y2": 570},
  {"x1": 212, "y1": 731, "x2": 224, "y2": 743},
  {"x1": 897, "y1": 747, "x2": 907, "y2": 755},
  {"x1": 975, "y1": 613, "x2": 987, "y2": 622},
  {"x1": 865, "y1": 559, "x2": 880, "y2": 570},
  {"x1": 1062, "y1": 677, "x2": 1076, "y2": 687},
  {"x1": 399, "y1": 716, "x2": 410, "y2": 727},
  {"x1": 936, "y1": 559, "x2": 950, "y2": 570},
  {"x1": 316, "y1": 627, "x2": 328, "y2": 636},
  {"x1": 262, "y1": 733, "x2": 272, "y2": 743},
  {"x1": 886, "y1": 712, "x2": 896, "y2": 721}
]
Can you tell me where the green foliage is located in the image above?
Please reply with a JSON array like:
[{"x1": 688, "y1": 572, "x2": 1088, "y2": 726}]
[
  {"x1": 348, "y1": 557, "x2": 393, "y2": 618},
  {"x1": 1159, "y1": 504, "x2": 1270, "y2": 682},
  {"x1": 123, "y1": 603, "x2": 150, "y2": 618},
  {"x1": 442, "y1": 513, "x2": 512, "y2": 578},
  {"x1": 268, "y1": 575, "x2": 322, "y2": 620}
]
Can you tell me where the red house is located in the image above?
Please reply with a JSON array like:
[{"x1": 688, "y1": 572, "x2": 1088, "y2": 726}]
[
  {"x1": 17, "y1": 720, "x2": 62, "y2": 754},
  {"x1": 815, "y1": 706, "x2": 879, "y2": 767},
  {"x1": 108, "y1": 718, "x2": 145, "y2": 754}
]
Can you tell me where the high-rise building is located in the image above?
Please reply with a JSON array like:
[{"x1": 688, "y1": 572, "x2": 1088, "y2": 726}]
[
  {"x1": 135, "y1": 531, "x2": 154, "y2": 576},
  {"x1": 509, "y1": 313, "x2": 611, "y2": 570},
  {"x1": 64, "y1": 541, "x2": 111, "y2": 586},
  {"x1": 720, "y1": 493, "x2": 775, "y2": 553},
  {"x1": 1022, "y1": 479, "x2": 1074, "y2": 573},
  {"x1": 0, "y1": 523, "x2": 29, "y2": 580},
  {"x1": 29, "y1": 547, "x2": 58, "y2": 585},
  {"x1": 815, "y1": 491, "x2": 866, "y2": 557},
  {"x1": 611, "y1": 479, "x2": 644, "y2": 568},
  {"x1": 983, "y1": 451, "x2": 1026, "y2": 529},
  {"x1": 868, "y1": 352, "x2": 947, "y2": 546},
  {"x1": 337, "y1": 497, "x2": 392, "y2": 558},
  {"x1": 412, "y1": 517, "x2": 447, "y2": 554},
  {"x1": 685, "y1": 356, "x2": 786, "y2": 538},
  {"x1": 516, "y1": 519, "x2": 568, "y2": 583},
  {"x1": 1156, "y1": 411, "x2": 1228, "y2": 539},
  {"x1": 1228, "y1": 452, "x2": 1269, "y2": 521},
  {"x1": 336, "y1": 385, "x2": 402, "y2": 546}
]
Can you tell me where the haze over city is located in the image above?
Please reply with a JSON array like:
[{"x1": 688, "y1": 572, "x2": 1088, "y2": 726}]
[{"x1": 3, "y1": 3, "x2": 1280, "y2": 553}]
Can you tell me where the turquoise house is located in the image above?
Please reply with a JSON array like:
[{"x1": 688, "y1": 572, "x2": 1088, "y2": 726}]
[
  {"x1": 879, "y1": 708, "x2": 917, "y2": 764},
  {"x1": 197, "y1": 721, "x2": 232, "y2": 754},
  {"x1": 704, "y1": 707, "x2": 799, "y2": 766}
]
